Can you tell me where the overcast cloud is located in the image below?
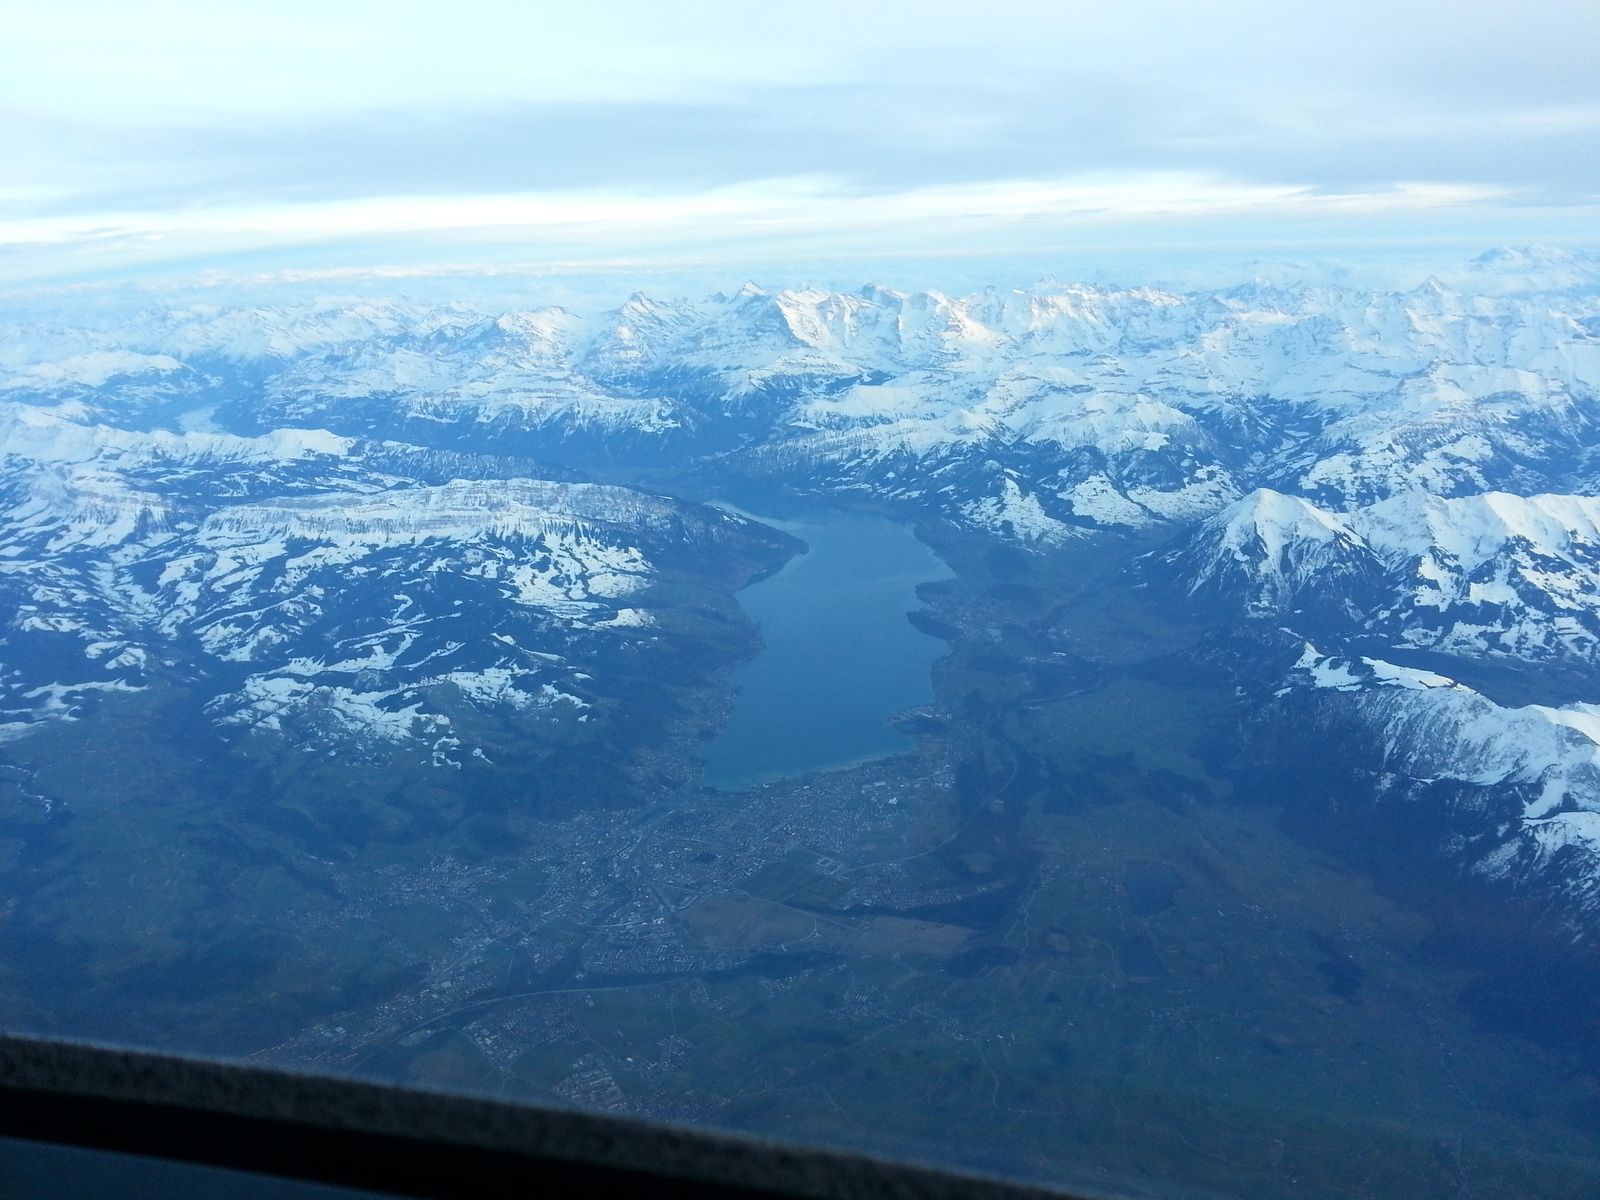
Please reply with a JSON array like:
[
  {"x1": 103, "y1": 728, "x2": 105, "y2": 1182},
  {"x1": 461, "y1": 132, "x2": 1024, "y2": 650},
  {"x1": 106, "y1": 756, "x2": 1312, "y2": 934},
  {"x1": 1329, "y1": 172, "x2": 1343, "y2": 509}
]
[{"x1": 1, "y1": 0, "x2": 1596, "y2": 281}]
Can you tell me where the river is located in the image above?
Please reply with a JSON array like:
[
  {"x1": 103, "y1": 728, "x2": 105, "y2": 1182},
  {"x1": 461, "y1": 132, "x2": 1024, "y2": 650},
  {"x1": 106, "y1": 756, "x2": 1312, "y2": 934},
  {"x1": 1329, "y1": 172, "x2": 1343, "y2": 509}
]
[{"x1": 700, "y1": 509, "x2": 951, "y2": 789}]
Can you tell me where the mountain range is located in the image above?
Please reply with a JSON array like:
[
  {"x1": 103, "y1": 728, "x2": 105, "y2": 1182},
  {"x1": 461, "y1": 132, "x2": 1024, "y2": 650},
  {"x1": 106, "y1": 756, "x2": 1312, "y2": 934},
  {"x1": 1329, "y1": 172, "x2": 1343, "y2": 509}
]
[{"x1": 6, "y1": 253, "x2": 1600, "y2": 1146}]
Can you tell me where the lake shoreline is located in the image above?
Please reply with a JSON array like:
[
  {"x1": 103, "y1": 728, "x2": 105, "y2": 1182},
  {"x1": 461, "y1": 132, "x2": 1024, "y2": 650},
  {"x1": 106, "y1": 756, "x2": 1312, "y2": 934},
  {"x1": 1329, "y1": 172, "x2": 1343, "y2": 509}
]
[{"x1": 699, "y1": 508, "x2": 951, "y2": 790}]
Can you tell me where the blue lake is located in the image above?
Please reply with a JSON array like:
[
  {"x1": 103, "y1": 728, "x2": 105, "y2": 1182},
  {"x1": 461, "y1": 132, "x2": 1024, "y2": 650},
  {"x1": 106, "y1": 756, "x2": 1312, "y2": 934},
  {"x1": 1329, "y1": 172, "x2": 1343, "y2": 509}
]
[{"x1": 700, "y1": 509, "x2": 950, "y2": 789}]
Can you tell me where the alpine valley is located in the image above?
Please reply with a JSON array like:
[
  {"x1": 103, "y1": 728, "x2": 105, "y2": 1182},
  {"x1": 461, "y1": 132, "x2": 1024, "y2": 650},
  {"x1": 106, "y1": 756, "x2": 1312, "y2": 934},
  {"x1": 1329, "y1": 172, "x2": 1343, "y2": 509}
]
[{"x1": 7, "y1": 249, "x2": 1600, "y2": 1199}]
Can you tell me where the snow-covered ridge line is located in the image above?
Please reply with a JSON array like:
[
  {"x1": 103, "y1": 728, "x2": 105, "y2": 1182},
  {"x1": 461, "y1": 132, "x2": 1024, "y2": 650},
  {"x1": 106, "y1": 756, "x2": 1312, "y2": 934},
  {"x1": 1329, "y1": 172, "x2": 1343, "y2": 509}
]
[
  {"x1": 1291, "y1": 645, "x2": 1600, "y2": 809},
  {"x1": 1178, "y1": 487, "x2": 1600, "y2": 581},
  {"x1": 6, "y1": 262, "x2": 1600, "y2": 544},
  {"x1": 1151, "y1": 487, "x2": 1600, "y2": 667},
  {"x1": 0, "y1": 350, "x2": 185, "y2": 390},
  {"x1": 1354, "y1": 490, "x2": 1600, "y2": 570},
  {"x1": 198, "y1": 478, "x2": 731, "y2": 547},
  {"x1": 0, "y1": 401, "x2": 352, "y2": 465},
  {"x1": 1275, "y1": 645, "x2": 1600, "y2": 930}
]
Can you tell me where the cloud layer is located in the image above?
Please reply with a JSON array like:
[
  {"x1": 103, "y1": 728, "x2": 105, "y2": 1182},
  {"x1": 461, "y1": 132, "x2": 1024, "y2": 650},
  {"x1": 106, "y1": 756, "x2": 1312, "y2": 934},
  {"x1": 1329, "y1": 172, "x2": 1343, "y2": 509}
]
[{"x1": 2, "y1": 0, "x2": 1596, "y2": 280}]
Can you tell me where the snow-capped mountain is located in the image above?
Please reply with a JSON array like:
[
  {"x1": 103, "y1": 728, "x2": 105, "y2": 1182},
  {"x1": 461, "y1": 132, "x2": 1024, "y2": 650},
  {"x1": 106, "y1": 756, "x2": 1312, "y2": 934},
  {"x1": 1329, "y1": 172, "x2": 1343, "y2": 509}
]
[
  {"x1": 1145, "y1": 487, "x2": 1600, "y2": 669},
  {"x1": 0, "y1": 401, "x2": 795, "y2": 787},
  {"x1": 1238, "y1": 641, "x2": 1600, "y2": 937},
  {"x1": 8, "y1": 271, "x2": 1598, "y2": 547},
  {"x1": 1135, "y1": 473, "x2": 1600, "y2": 934}
]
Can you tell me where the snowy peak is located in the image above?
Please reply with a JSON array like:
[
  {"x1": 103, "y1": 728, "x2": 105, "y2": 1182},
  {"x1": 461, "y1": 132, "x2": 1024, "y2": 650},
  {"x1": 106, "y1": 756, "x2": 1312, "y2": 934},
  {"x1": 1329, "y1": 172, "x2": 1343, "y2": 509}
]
[
  {"x1": 1466, "y1": 245, "x2": 1600, "y2": 293},
  {"x1": 1146, "y1": 488, "x2": 1377, "y2": 615},
  {"x1": 1211, "y1": 488, "x2": 1357, "y2": 561}
]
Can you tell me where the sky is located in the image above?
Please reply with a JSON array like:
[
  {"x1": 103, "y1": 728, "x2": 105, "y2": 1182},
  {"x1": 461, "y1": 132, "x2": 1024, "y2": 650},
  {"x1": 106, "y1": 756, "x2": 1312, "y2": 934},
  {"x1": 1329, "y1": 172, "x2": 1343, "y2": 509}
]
[{"x1": 1, "y1": 0, "x2": 1597, "y2": 286}]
